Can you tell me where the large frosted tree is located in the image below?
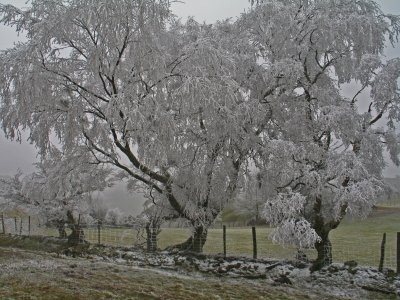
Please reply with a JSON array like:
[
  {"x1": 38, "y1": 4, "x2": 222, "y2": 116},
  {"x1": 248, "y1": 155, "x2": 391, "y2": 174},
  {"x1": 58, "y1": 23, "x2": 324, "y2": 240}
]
[
  {"x1": 0, "y1": 0, "x2": 254, "y2": 252},
  {"x1": 242, "y1": 0, "x2": 400, "y2": 269},
  {"x1": 2, "y1": 0, "x2": 398, "y2": 262}
]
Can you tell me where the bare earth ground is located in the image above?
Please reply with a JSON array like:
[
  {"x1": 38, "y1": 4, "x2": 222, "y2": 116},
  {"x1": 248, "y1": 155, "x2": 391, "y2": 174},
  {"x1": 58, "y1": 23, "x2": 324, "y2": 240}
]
[{"x1": 0, "y1": 246, "x2": 345, "y2": 300}]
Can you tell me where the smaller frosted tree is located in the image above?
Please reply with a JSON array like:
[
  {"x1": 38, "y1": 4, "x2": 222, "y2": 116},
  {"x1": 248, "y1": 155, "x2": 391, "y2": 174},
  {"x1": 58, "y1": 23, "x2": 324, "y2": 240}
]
[
  {"x1": 242, "y1": 0, "x2": 400, "y2": 269},
  {"x1": 0, "y1": 172, "x2": 41, "y2": 236},
  {"x1": 0, "y1": 172, "x2": 29, "y2": 210},
  {"x1": 140, "y1": 188, "x2": 178, "y2": 251},
  {"x1": 21, "y1": 148, "x2": 113, "y2": 243},
  {"x1": 105, "y1": 207, "x2": 124, "y2": 225},
  {"x1": 86, "y1": 195, "x2": 108, "y2": 223}
]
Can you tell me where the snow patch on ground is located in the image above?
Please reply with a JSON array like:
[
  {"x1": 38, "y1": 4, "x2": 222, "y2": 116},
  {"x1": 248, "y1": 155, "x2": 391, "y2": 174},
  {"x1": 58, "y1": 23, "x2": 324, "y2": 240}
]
[{"x1": 82, "y1": 246, "x2": 399, "y2": 299}]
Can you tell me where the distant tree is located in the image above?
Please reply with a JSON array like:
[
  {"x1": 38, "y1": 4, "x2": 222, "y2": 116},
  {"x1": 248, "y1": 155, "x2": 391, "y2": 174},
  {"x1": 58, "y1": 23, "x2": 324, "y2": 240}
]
[
  {"x1": 0, "y1": 172, "x2": 28, "y2": 209},
  {"x1": 242, "y1": 0, "x2": 400, "y2": 269},
  {"x1": 86, "y1": 195, "x2": 108, "y2": 223},
  {"x1": 105, "y1": 207, "x2": 124, "y2": 226},
  {"x1": 234, "y1": 173, "x2": 269, "y2": 224}
]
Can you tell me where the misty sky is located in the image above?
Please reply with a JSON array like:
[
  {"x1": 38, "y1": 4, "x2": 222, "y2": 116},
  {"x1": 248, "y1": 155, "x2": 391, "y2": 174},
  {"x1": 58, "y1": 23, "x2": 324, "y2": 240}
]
[{"x1": 0, "y1": 0, "x2": 399, "y2": 213}]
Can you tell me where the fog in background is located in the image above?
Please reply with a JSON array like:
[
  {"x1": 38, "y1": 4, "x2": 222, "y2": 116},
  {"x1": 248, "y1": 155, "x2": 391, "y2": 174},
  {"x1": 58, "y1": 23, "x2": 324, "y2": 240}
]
[{"x1": 0, "y1": 0, "x2": 399, "y2": 214}]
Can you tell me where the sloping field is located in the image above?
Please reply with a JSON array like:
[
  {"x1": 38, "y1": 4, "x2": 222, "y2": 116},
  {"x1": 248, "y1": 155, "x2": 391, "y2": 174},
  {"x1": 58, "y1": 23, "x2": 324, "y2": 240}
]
[{"x1": 0, "y1": 246, "x2": 338, "y2": 300}]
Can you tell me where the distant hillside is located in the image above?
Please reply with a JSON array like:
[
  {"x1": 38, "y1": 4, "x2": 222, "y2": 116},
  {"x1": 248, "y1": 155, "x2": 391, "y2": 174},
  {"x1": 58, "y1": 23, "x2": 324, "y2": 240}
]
[
  {"x1": 380, "y1": 177, "x2": 400, "y2": 206},
  {"x1": 384, "y1": 177, "x2": 400, "y2": 194}
]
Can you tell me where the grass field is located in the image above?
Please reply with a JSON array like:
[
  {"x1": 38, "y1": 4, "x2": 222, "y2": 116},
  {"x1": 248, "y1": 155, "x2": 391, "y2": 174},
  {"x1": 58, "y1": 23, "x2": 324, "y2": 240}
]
[
  {"x1": 156, "y1": 209, "x2": 400, "y2": 269},
  {"x1": 0, "y1": 247, "x2": 349, "y2": 300},
  {"x1": 3, "y1": 206, "x2": 400, "y2": 269},
  {"x1": 83, "y1": 207, "x2": 400, "y2": 269}
]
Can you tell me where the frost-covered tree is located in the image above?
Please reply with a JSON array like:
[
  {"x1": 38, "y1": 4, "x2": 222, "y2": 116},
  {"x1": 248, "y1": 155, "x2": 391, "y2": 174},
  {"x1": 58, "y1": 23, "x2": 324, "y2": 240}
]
[
  {"x1": 0, "y1": 171, "x2": 38, "y2": 214},
  {"x1": 21, "y1": 149, "x2": 113, "y2": 242},
  {"x1": 3, "y1": 0, "x2": 397, "y2": 261},
  {"x1": 0, "y1": 172, "x2": 24, "y2": 207},
  {"x1": 86, "y1": 195, "x2": 108, "y2": 223},
  {"x1": 140, "y1": 187, "x2": 179, "y2": 251},
  {"x1": 104, "y1": 207, "x2": 124, "y2": 226},
  {"x1": 0, "y1": 1, "x2": 253, "y2": 252},
  {"x1": 242, "y1": 0, "x2": 400, "y2": 269}
]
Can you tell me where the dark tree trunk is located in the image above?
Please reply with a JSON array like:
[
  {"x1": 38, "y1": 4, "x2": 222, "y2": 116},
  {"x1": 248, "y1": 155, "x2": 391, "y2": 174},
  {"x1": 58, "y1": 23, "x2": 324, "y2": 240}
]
[
  {"x1": 68, "y1": 225, "x2": 85, "y2": 245},
  {"x1": 192, "y1": 226, "x2": 207, "y2": 253},
  {"x1": 309, "y1": 196, "x2": 341, "y2": 271},
  {"x1": 311, "y1": 228, "x2": 332, "y2": 271},
  {"x1": 66, "y1": 211, "x2": 84, "y2": 246},
  {"x1": 165, "y1": 226, "x2": 208, "y2": 253}
]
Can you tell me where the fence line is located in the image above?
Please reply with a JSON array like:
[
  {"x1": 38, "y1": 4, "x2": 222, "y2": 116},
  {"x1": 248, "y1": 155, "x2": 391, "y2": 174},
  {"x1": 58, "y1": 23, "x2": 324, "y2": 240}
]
[{"x1": 0, "y1": 214, "x2": 399, "y2": 272}]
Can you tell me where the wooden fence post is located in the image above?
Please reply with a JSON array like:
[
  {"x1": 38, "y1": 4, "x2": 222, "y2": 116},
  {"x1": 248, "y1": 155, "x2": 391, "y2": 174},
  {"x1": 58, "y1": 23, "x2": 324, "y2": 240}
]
[
  {"x1": 379, "y1": 232, "x2": 386, "y2": 272},
  {"x1": 28, "y1": 216, "x2": 31, "y2": 236},
  {"x1": 252, "y1": 226, "x2": 257, "y2": 259},
  {"x1": 397, "y1": 232, "x2": 400, "y2": 275},
  {"x1": 223, "y1": 225, "x2": 226, "y2": 258},
  {"x1": 97, "y1": 220, "x2": 101, "y2": 245},
  {"x1": 1, "y1": 214, "x2": 5, "y2": 234},
  {"x1": 19, "y1": 218, "x2": 22, "y2": 235},
  {"x1": 14, "y1": 217, "x2": 17, "y2": 233}
]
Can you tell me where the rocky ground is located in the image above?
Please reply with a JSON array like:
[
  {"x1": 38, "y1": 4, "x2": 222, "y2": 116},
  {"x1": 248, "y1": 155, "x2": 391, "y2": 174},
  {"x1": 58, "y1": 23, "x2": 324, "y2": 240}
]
[{"x1": 0, "y1": 235, "x2": 399, "y2": 299}]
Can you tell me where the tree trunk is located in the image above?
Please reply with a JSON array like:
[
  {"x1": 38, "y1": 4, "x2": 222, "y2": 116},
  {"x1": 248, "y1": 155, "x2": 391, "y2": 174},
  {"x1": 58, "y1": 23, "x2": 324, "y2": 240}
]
[
  {"x1": 192, "y1": 226, "x2": 207, "y2": 253},
  {"x1": 165, "y1": 226, "x2": 208, "y2": 253},
  {"x1": 311, "y1": 228, "x2": 332, "y2": 271},
  {"x1": 66, "y1": 211, "x2": 84, "y2": 246},
  {"x1": 309, "y1": 196, "x2": 340, "y2": 271},
  {"x1": 68, "y1": 225, "x2": 85, "y2": 245}
]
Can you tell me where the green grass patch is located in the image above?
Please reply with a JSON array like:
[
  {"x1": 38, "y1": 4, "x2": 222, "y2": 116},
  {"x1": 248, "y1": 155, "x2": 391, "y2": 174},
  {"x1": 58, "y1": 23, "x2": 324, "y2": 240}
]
[
  {"x1": 160, "y1": 207, "x2": 400, "y2": 269},
  {"x1": 2, "y1": 206, "x2": 399, "y2": 269}
]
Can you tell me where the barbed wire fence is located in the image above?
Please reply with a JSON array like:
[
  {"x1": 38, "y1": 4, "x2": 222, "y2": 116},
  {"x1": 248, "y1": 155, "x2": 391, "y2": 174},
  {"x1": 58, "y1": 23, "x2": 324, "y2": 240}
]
[
  {"x1": 0, "y1": 213, "x2": 399, "y2": 272},
  {"x1": 83, "y1": 224, "x2": 149, "y2": 247}
]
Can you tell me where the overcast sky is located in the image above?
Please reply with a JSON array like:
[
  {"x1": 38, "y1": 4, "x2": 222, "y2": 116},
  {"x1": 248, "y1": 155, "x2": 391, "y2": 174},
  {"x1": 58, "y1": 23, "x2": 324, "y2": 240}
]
[{"x1": 0, "y1": 0, "x2": 399, "y2": 213}]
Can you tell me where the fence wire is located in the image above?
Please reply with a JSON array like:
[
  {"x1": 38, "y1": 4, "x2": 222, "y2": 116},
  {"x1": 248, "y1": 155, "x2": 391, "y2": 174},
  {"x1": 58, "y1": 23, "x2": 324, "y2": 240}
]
[{"x1": 1, "y1": 215, "x2": 399, "y2": 271}]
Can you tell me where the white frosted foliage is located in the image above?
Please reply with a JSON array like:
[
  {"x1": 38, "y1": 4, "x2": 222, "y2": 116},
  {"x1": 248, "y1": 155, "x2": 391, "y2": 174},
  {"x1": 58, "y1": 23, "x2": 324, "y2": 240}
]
[
  {"x1": 270, "y1": 219, "x2": 320, "y2": 249},
  {"x1": 263, "y1": 190, "x2": 306, "y2": 227}
]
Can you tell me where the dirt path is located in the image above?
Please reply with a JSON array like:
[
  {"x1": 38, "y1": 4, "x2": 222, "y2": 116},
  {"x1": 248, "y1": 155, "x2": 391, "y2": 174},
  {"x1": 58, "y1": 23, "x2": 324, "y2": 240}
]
[{"x1": 0, "y1": 246, "x2": 343, "y2": 300}]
